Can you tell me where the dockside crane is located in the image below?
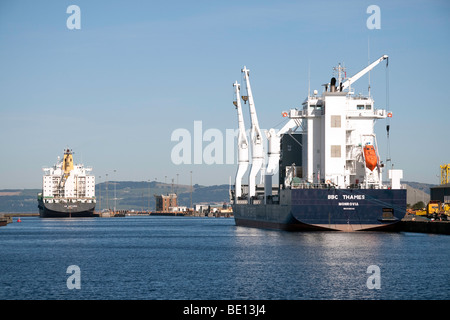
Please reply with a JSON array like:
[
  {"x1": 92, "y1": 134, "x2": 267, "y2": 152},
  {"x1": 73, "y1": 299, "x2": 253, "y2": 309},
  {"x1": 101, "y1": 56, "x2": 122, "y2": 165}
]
[
  {"x1": 242, "y1": 66, "x2": 264, "y2": 199},
  {"x1": 233, "y1": 81, "x2": 249, "y2": 200}
]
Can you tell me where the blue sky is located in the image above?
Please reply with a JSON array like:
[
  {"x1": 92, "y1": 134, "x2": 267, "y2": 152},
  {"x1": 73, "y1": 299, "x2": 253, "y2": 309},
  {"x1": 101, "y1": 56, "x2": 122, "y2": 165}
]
[{"x1": 0, "y1": 0, "x2": 449, "y2": 189}]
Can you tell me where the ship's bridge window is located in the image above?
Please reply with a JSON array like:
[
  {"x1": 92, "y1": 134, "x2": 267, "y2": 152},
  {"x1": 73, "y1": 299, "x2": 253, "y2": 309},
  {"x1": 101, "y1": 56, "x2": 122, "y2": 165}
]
[
  {"x1": 357, "y1": 105, "x2": 365, "y2": 110},
  {"x1": 310, "y1": 103, "x2": 322, "y2": 110},
  {"x1": 365, "y1": 105, "x2": 372, "y2": 110}
]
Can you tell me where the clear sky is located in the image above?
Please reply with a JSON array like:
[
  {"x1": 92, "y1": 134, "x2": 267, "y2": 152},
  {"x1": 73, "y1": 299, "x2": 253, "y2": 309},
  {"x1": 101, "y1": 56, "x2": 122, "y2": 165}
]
[{"x1": 0, "y1": 0, "x2": 449, "y2": 189}]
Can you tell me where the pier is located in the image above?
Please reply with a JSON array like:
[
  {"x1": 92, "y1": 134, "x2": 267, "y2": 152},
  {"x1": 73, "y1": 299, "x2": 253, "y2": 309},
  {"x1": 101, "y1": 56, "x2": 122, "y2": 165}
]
[
  {"x1": 0, "y1": 214, "x2": 13, "y2": 227},
  {"x1": 400, "y1": 215, "x2": 450, "y2": 235}
]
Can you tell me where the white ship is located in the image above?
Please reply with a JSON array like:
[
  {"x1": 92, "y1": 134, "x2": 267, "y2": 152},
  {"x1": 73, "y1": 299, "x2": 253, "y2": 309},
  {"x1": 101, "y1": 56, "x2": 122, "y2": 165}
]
[{"x1": 37, "y1": 148, "x2": 96, "y2": 218}]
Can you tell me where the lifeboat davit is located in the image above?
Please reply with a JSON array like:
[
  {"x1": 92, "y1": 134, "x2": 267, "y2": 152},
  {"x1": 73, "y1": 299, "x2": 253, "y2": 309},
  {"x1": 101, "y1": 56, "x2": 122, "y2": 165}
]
[{"x1": 363, "y1": 144, "x2": 378, "y2": 171}]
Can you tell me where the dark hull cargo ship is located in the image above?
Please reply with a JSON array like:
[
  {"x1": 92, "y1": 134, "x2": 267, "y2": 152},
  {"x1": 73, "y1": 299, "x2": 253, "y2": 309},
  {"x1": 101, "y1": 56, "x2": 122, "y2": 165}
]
[
  {"x1": 38, "y1": 149, "x2": 96, "y2": 218},
  {"x1": 230, "y1": 57, "x2": 407, "y2": 231}
]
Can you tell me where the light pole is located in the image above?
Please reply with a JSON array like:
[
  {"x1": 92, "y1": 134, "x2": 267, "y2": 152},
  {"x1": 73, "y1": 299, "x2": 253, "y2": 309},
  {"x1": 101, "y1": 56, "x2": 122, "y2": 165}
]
[
  {"x1": 105, "y1": 173, "x2": 109, "y2": 211},
  {"x1": 113, "y1": 169, "x2": 117, "y2": 213},
  {"x1": 98, "y1": 175, "x2": 101, "y2": 212},
  {"x1": 190, "y1": 171, "x2": 193, "y2": 210},
  {"x1": 148, "y1": 179, "x2": 150, "y2": 213}
]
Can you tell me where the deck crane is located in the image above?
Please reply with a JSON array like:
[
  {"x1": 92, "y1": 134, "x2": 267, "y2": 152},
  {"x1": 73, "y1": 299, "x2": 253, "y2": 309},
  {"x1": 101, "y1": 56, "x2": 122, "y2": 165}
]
[
  {"x1": 233, "y1": 81, "x2": 249, "y2": 200},
  {"x1": 340, "y1": 54, "x2": 388, "y2": 92},
  {"x1": 242, "y1": 66, "x2": 264, "y2": 199}
]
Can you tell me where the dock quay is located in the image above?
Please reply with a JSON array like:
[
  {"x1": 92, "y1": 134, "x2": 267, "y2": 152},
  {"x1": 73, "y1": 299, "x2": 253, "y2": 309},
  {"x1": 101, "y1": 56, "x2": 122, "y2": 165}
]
[
  {"x1": 0, "y1": 214, "x2": 13, "y2": 227},
  {"x1": 400, "y1": 215, "x2": 450, "y2": 235}
]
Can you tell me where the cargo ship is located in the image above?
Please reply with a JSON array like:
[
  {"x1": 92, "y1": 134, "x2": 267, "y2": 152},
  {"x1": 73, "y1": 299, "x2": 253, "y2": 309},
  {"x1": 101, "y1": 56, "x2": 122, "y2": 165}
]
[
  {"x1": 230, "y1": 56, "x2": 407, "y2": 231},
  {"x1": 37, "y1": 149, "x2": 96, "y2": 218}
]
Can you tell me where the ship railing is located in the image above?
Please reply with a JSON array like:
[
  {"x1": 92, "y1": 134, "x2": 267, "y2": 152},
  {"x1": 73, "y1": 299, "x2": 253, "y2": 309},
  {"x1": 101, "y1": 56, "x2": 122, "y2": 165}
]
[
  {"x1": 43, "y1": 196, "x2": 96, "y2": 203},
  {"x1": 290, "y1": 182, "x2": 387, "y2": 190},
  {"x1": 291, "y1": 182, "x2": 330, "y2": 189},
  {"x1": 346, "y1": 109, "x2": 386, "y2": 119},
  {"x1": 290, "y1": 109, "x2": 324, "y2": 118}
]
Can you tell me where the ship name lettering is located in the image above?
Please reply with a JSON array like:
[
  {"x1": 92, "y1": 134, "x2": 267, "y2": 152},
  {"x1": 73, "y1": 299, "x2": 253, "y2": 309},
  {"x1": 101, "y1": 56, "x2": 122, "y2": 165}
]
[{"x1": 342, "y1": 194, "x2": 365, "y2": 200}]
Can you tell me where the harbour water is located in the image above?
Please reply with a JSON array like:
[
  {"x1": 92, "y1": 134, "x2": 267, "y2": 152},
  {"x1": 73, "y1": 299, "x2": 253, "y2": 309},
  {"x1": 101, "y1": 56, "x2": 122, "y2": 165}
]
[{"x1": 0, "y1": 216, "x2": 449, "y2": 300}]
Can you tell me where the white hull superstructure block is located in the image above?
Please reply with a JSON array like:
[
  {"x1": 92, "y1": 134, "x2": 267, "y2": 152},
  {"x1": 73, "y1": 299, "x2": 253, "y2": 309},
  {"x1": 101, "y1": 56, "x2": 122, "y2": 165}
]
[
  {"x1": 232, "y1": 55, "x2": 403, "y2": 198},
  {"x1": 42, "y1": 149, "x2": 95, "y2": 199},
  {"x1": 300, "y1": 91, "x2": 387, "y2": 188}
]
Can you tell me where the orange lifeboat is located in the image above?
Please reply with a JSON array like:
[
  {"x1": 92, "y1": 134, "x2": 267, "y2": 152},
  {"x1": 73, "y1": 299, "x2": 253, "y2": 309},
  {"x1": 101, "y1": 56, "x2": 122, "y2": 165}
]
[{"x1": 363, "y1": 144, "x2": 378, "y2": 171}]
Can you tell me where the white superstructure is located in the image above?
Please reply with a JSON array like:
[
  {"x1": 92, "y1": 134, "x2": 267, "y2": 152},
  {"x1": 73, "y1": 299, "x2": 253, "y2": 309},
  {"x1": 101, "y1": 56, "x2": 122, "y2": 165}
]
[
  {"x1": 283, "y1": 54, "x2": 402, "y2": 189},
  {"x1": 42, "y1": 149, "x2": 95, "y2": 199},
  {"x1": 233, "y1": 55, "x2": 403, "y2": 203}
]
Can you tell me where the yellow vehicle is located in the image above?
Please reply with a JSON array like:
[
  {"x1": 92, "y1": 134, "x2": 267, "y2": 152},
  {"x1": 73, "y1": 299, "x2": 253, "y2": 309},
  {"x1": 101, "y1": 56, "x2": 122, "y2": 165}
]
[
  {"x1": 414, "y1": 200, "x2": 449, "y2": 218},
  {"x1": 444, "y1": 203, "x2": 450, "y2": 215},
  {"x1": 427, "y1": 200, "x2": 441, "y2": 214}
]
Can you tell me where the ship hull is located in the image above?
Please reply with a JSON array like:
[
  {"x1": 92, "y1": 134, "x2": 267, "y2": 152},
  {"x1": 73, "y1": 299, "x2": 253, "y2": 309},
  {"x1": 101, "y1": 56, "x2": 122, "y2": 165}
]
[
  {"x1": 38, "y1": 199, "x2": 96, "y2": 218},
  {"x1": 232, "y1": 188, "x2": 407, "y2": 232}
]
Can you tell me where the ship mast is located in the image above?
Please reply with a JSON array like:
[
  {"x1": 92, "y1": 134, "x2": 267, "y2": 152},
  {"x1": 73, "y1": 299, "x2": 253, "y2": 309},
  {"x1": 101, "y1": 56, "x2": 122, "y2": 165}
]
[
  {"x1": 242, "y1": 66, "x2": 264, "y2": 199},
  {"x1": 233, "y1": 81, "x2": 249, "y2": 200}
]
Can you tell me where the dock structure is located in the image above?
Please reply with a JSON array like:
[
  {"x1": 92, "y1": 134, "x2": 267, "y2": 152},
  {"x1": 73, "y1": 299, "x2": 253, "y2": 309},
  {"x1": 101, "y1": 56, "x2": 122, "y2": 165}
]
[
  {"x1": 0, "y1": 214, "x2": 13, "y2": 227},
  {"x1": 400, "y1": 215, "x2": 450, "y2": 235}
]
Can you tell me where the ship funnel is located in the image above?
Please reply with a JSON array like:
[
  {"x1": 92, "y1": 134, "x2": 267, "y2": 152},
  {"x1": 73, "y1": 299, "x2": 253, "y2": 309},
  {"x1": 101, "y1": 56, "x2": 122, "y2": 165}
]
[{"x1": 330, "y1": 77, "x2": 336, "y2": 92}]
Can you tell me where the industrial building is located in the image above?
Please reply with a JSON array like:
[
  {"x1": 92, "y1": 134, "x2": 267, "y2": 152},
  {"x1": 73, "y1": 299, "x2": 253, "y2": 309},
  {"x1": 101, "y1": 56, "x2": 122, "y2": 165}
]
[
  {"x1": 154, "y1": 193, "x2": 177, "y2": 212},
  {"x1": 430, "y1": 183, "x2": 450, "y2": 203}
]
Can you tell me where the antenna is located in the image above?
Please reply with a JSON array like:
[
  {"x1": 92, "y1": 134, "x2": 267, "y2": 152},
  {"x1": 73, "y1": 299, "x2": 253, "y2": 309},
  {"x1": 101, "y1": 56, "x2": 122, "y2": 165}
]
[
  {"x1": 308, "y1": 60, "x2": 311, "y2": 97},
  {"x1": 368, "y1": 37, "x2": 371, "y2": 97}
]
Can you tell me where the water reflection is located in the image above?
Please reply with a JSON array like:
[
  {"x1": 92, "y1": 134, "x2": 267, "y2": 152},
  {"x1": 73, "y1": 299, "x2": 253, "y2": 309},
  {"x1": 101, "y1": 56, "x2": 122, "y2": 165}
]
[{"x1": 0, "y1": 217, "x2": 448, "y2": 300}]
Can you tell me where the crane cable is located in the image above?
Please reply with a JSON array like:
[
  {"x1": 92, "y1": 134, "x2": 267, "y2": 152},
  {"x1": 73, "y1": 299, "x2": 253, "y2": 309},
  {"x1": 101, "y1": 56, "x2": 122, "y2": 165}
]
[{"x1": 385, "y1": 59, "x2": 392, "y2": 169}]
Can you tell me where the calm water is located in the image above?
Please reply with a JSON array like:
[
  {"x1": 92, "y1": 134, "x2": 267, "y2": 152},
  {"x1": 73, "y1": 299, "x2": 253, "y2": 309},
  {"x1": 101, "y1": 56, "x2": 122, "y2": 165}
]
[{"x1": 0, "y1": 216, "x2": 448, "y2": 300}]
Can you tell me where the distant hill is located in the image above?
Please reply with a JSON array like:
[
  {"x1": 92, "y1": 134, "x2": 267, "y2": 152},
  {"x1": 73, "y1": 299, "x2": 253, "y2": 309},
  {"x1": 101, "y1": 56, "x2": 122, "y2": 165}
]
[
  {"x1": 0, "y1": 181, "x2": 231, "y2": 213},
  {"x1": 0, "y1": 181, "x2": 437, "y2": 213}
]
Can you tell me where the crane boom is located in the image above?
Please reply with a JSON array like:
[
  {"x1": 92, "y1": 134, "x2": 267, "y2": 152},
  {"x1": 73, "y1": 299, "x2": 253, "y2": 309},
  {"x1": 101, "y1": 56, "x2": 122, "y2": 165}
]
[
  {"x1": 233, "y1": 81, "x2": 249, "y2": 199},
  {"x1": 242, "y1": 66, "x2": 264, "y2": 199},
  {"x1": 341, "y1": 55, "x2": 388, "y2": 91}
]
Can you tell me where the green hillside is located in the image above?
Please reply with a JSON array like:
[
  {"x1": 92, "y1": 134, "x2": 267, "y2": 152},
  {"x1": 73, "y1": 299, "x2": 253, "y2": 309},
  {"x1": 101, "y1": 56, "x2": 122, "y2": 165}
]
[{"x1": 0, "y1": 181, "x2": 231, "y2": 213}]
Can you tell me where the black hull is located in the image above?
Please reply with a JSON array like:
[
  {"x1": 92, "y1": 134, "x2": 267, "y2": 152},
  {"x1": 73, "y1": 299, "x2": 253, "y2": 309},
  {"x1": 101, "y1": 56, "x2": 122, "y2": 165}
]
[
  {"x1": 232, "y1": 188, "x2": 407, "y2": 232},
  {"x1": 38, "y1": 199, "x2": 96, "y2": 218}
]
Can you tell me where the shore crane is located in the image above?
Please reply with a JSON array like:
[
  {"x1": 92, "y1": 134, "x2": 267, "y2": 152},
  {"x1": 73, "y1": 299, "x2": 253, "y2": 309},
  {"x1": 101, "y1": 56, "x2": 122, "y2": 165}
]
[
  {"x1": 242, "y1": 66, "x2": 264, "y2": 199},
  {"x1": 233, "y1": 81, "x2": 249, "y2": 200}
]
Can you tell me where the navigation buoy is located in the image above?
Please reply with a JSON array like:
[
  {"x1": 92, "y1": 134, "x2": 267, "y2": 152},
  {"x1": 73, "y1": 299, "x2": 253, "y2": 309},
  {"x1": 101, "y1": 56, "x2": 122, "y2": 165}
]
[{"x1": 17, "y1": 217, "x2": 21, "y2": 223}]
